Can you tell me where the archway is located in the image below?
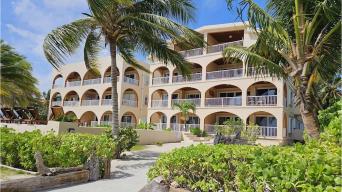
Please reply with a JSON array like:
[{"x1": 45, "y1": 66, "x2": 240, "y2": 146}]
[
  {"x1": 204, "y1": 111, "x2": 241, "y2": 133},
  {"x1": 172, "y1": 63, "x2": 202, "y2": 83},
  {"x1": 151, "y1": 89, "x2": 168, "y2": 108},
  {"x1": 63, "y1": 91, "x2": 79, "y2": 106},
  {"x1": 205, "y1": 84, "x2": 242, "y2": 106},
  {"x1": 51, "y1": 92, "x2": 62, "y2": 106},
  {"x1": 52, "y1": 74, "x2": 64, "y2": 88},
  {"x1": 152, "y1": 67, "x2": 169, "y2": 85},
  {"x1": 65, "y1": 72, "x2": 81, "y2": 87},
  {"x1": 103, "y1": 66, "x2": 120, "y2": 83},
  {"x1": 247, "y1": 81, "x2": 277, "y2": 106},
  {"x1": 122, "y1": 89, "x2": 138, "y2": 107},
  {"x1": 81, "y1": 89, "x2": 100, "y2": 106},
  {"x1": 170, "y1": 112, "x2": 199, "y2": 132},
  {"x1": 83, "y1": 70, "x2": 101, "y2": 85},
  {"x1": 171, "y1": 87, "x2": 201, "y2": 107},
  {"x1": 124, "y1": 67, "x2": 140, "y2": 85},
  {"x1": 79, "y1": 111, "x2": 98, "y2": 127},
  {"x1": 150, "y1": 112, "x2": 167, "y2": 130},
  {"x1": 247, "y1": 111, "x2": 277, "y2": 137},
  {"x1": 121, "y1": 112, "x2": 137, "y2": 127},
  {"x1": 206, "y1": 57, "x2": 243, "y2": 80}
]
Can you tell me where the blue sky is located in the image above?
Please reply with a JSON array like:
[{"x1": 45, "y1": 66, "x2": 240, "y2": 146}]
[{"x1": 1, "y1": 0, "x2": 265, "y2": 92}]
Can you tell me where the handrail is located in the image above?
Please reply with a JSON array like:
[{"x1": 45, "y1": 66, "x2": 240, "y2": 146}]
[
  {"x1": 65, "y1": 80, "x2": 81, "y2": 87},
  {"x1": 124, "y1": 76, "x2": 139, "y2": 85},
  {"x1": 179, "y1": 47, "x2": 203, "y2": 58},
  {"x1": 172, "y1": 98, "x2": 201, "y2": 106},
  {"x1": 247, "y1": 95, "x2": 277, "y2": 106},
  {"x1": 206, "y1": 68, "x2": 243, "y2": 80},
  {"x1": 172, "y1": 73, "x2": 202, "y2": 83},
  {"x1": 152, "y1": 76, "x2": 169, "y2": 85},
  {"x1": 207, "y1": 40, "x2": 243, "y2": 53},
  {"x1": 63, "y1": 100, "x2": 79, "y2": 106},
  {"x1": 101, "y1": 99, "x2": 111, "y2": 105},
  {"x1": 151, "y1": 100, "x2": 168, "y2": 108},
  {"x1": 83, "y1": 78, "x2": 101, "y2": 85},
  {"x1": 122, "y1": 99, "x2": 137, "y2": 107},
  {"x1": 205, "y1": 97, "x2": 242, "y2": 106},
  {"x1": 81, "y1": 100, "x2": 100, "y2": 106}
]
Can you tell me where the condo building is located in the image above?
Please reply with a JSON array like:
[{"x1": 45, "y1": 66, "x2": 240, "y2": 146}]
[
  {"x1": 49, "y1": 56, "x2": 150, "y2": 127},
  {"x1": 49, "y1": 22, "x2": 304, "y2": 145}
]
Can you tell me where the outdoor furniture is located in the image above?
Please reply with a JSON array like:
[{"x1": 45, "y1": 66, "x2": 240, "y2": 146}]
[
  {"x1": 27, "y1": 107, "x2": 47, "y2": 125},
  {"x1": 1, "y1": 108, "x2": 14, "y2": 123},
  {"x1": 14, "y1": 107, "x2": 34, "y2": 124}
]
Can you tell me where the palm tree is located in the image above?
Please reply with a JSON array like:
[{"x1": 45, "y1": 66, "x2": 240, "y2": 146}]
[
  {"x1": 0, "y1": 40, "x2": 40, "y2": 107},
  {"x1": 172, "y1": 101, "x2": 196, "y2": 131},
  {"x1": 224, "y1": 0, "x2": 341, "y2": 138},
  {"x1": 43, "y1": 0, "x2": 203, "y2": 137}
]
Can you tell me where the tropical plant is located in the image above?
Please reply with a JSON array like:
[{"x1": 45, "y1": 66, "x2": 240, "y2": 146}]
[
  {"x1": 43, "y1": 0, "x2": 203, "y2": 137},
  {"x1": 0, "y1": 40, "x2": 40, "y2": 107},
  {"x1": 136, "y1": 122, "x2": 154, "y2": 130},
  {"x1": 224, "y1": 0, "x2": 341, "y2": 138},
  {"x1": 315, "y1": 76, "x2": 341, "y2": 110},
  {"x1": 172, "y1": 101, "x2": 196, "y2": 130}
]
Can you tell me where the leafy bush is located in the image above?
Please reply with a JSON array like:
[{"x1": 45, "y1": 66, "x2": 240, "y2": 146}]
[
  {"x1": 190, "y1": 127, "x2": 207, "y2": 137},
  {"x1": 136, "y1": 122, "x2": 154, "y2": 130},
  {"x1": 55, "y1": 114, "x2": 77, "y2": 122},
  {"x1": 318, "y1": 100, "x2": 341, "y2": 129},
  {"x1": 105, "y1": 127, "x2": 139, "y2": 158},
  {"x1": 148, "y1": 142, "x2": 341, "y2": 191},
  {"x1": 0, "y1": 128, "x2": 115, "y2": 171}
]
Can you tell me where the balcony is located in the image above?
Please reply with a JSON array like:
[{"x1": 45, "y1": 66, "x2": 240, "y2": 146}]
[
  {"x1": 51, "y1": 101, "x2": 62, "y2": 106},
  {"x1": 207, "y1": 40, "x2": 243, "y2": 54},
  {"x1": 83, "y1": 78, "x2": 101, "y2": 85},
  {"x1": 151, "y1": 100, "x2": 168, "y2": 108},
  {"x1": 172, "y1": 98, "x2": 201, "y2": 107},
  {"x1": 103, "y1": 77, "x2": 120, "y2": 83},
  {"x1": 153, "y1": 123, "x2": 167, "y2": 130},
  {"x1": 152, "y1": 76, "x2": 169, "y2": 85},
  {"x1": 81, "y1": 100, "x2": 100, "y2": 106},
  {"x1": 63, "y1": 101, "x2": 79, "y2": 106},
  {"x1": 101, "y1": 99, "x2": 111, "y2": 105},
  {"x1": 124, "y1": 76, "x2": 139, "y2": 85},
  {"x1": 255, "y1": 126, "x2": 277, "y2": 137},
  {"x1": 172, "y1": 73, "x2": 202, "y2": 83},
  {"x1": 65, "y1": 80, "x2": 81, "y2": 87},
  {"x1": 206, "y1": 68, "x2": 243, "y2": 80},
  {"x1": 179, "y1": 48, "x2": 203, "y2": 58},
  {"x1": 205, "y1": 97, "x2": 241, "y2": 107},
  {"x1": 122, "y1": 99, "x2": 137, "y2": 107},
  {"x1": 52, "y1": 84, "x2": 63, "y2": 89},
  {"x1": 247, "y1": 95, "x2": 277, "y2": 106}
]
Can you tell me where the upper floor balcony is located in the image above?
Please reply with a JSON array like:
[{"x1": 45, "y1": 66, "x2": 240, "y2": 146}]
[
  {"x1": 205, "y1": 84, "x2": 242, "y2": 107},
  {"x1": 63, "y1": 91, "x2": 79, "y2": 106},
  {"x1": 81, "y1": 89, "x2": 100, "y2": 106},
  {"x1": 65, "y1": 72, "x2": 82, "y2": 87},
  {"x1": 123, "y1": 67, "x2": 139, "y2": 86},
  {"x1": 122, "y1": 89, "x2": 138, "y2": 107},
  {"x1": 247, "y1": 81, "x2": 277, "y2": 106},
  {"x1": 152, "y1": 66, "x2": 169, "y2": 85},
  {"x1": 206, "y1": 58, "x2": 243, "y2": 80},
  {"x1": 83, "y1": 70, "x2": 101, "y2": 86},
  {"x1": 151, "y1": 89, "x2": 168, "y2": 108},
  {"x1": 171, "y1": 87, "x2": 201, "y2": 107}
]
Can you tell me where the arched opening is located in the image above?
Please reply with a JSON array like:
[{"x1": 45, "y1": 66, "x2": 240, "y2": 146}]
[
  {"x1": 83, "y1": 70, "x2": 101, "y2": 85},
  {"x1": 65, "y1": 72, "x2": 82, "y2": 87},
  {"x1": 122, "y1": 89, "x2": 138, "y2": 107},
  {"x1": 170, "y1": 112, "x2": 199, "y2": 131},
  {"x1": 103, "y1": 66, "x2": 120, "y2": 83},
  {"x1": 152, "y1": 67, "x2": 169, "y2": 85},
  {"x1": 123, "y1": 67, "x2": 139, "y2": 85},
  {"x1": 52, "y1": 74, "x2": 64, "y2": 88},
  {"x1": 79, "y1": 111, "x2": 98, "y2": 127},
  {"x1": 101, "y1": 87, "x2": 112, "y2": 105},
  {"x1": 121, "y1": 112, "x2": 137, "y2": 127},
  {"x1": 100, "y1": 111, "x2": 112, "y2": 126},
  {"x1": 205, "y1": 84, "x2": 242, "y2": 107},
  {"x1": 51, "y1": 92, "x2": 62, "y2": 106},
  {"x1": 247, "y1": 81, "x2": 277, "y2": 106},
  {"x1": 247, "y1": 111, "x2": 277, "y2": 137},
  {"x1": 150, "y1": 112, "x2": 167, "y2": 130},
  {"x1": 64, "y1": 111, "x2": 78, "y2": 122},
  {"x1": 81, "y1": 89, "x2": 100, "y2": 106},
  {"x1": 171, "y1": 87, "x2": 201, "y2": 107},
  {"x1": 151, "y1": 89, "x2": 168, "y2": 108},
  {"x1": 204, "y1": 111, "x2": 241, "y2": 134},
  {"x1": 172, "y1": 63, "x2": 202, "y2": 83},
  {"x1": 63, "y1": 91, "x2": 79, "y2": 106},
  {"x1": 206, "y1": 58, "x2": 243, "y2": 80}
]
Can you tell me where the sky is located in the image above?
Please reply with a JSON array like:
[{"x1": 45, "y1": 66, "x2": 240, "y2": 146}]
[{"x1": 1, "y1": 0, "x2": 265, "y2": 93}]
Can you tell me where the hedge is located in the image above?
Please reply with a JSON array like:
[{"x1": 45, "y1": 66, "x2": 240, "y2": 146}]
[
  {"x1": 0, "y1": 128, "x2": 116, "y2": 171},
  {"x1": 148, "y1": 141, "x2": 341, "y2": 191}
]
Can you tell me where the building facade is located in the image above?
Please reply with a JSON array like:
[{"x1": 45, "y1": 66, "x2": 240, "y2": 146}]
[
  {"x1": 49, "y1": 56, "x2": 150, "y2": 127},
  {"x1": 49, "y1": 22, "x2": 304, "y2": 145},
  {"x1": 147, "y1": 22, "x2": 303, "y2": 145}
]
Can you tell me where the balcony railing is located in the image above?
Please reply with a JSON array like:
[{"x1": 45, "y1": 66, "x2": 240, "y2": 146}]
[
  {"x1": 153, "y1": 123, "x2": 167, "y2": 130},
  {"x1": 206, "y1": 68, "x2": 243, "y2": 80},
  {"x1": 63, "y1": 100, "x2": 79, "y2": 106},
  {"x1": 121, "y1": 122, "x2": 136, "y2": 128},
  {"x1": 83, "y1": 78, "x2": 101, "y2": 85},
  {"x1": 124, "y1": 76, "x2": 139, "y2": 85},
  {"x1": 207, "y1": 40, "x2": 243, "y2": 53},
  {"x1": 205, "y1": 97, "x2": 242, "y2": 107},
  {"x1": 152, "y1": 76, "x2": 169, "y2": 85},
  {"x1": 172, "y1": 98, "x2": 201, "y2": 106},
  {"x1": 122, "y1": 99, "x2": 137, "y2": 107},
  {"x1": 151, "y1": 100, "x2": 168, "y2": 108},
  {"x1": 170, "y1": 123, "x2": 199, "y2": 132},
  {"x1": 99, "y1": 121, "x2": 111, "y2": 126},
  {"x1": 250, "y1": 126, "x2": 277, "y2": 137},
  {"x1": 179, "y1": 48, "x2": 203, "y2": 58},
  {"x1": 247, "y1": 95, "x2": 277, "y2": 106},
  {"x1": 51, "y1": 101, "x2": 62, "y2": 106},
  {"x1": 103, "y1": 76, "x2": 120, "y2": 83},
  {"x1": 101, "y1": 99, "x2": 111, "y2": 105},
  {"x1": 66, "y1": 80, "x2": 81, "y2": 87},
  {"x1": 52, "y1": 84, "x2": 63, "y2": 89},
  {"x1": 81, "y1": 100, "x2": 100, "y2": 106},
  {"x1": 172, "y1": 73, "x2": 202, "y2": 83}
]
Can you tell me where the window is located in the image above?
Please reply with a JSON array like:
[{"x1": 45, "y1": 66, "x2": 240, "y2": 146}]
[
  {"x1": 161, "y1": 115, "x2": 167, "y2": 123},
  {"x1": 218, "y1": 116, "x2": 239, "y2": 124},
  {"x1": 144, "y1": 96, "x2": 148, "y2": 105},
  {"x1": 105, "y1": 95, "x2": 111, "y2": 99},
  {"x1": 103, "y1": 114, "x2": 111, "y2": 121},
  {"x1": 125, "y1": 74, "x2": 135, "y2": 79},
  {"x1": 172, "y1": 94, "x2": 179, "y2": 99},
  {"x1": 162, "y1": 94, "x2": 168, "y2": 100},
  {"x1": 123, "y1": 92, "x2": 136, "y2": 100},
  {"x1": 186, "y1": 94, "x2": 200, "y2": 99},
  {"x1": 256, "y1": 88, "x2": 277, "y2": 96},
  {"x1": 122, "y1": 115, "x2": 132, "y2": 123},
  {"x1": 186, "y1": 116, "x2": 199, "y2": 124},
  {"x1": 255, "y1": 116, "x2": 277, "y2": 127}
]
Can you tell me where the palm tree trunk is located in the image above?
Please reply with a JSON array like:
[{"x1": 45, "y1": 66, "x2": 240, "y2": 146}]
[
  {"x1": 109, "y1": 41, "x2": 119, "y2": 137},
  {"x1": 300, "y1": 102, "x2": 320, "y2": 139}
]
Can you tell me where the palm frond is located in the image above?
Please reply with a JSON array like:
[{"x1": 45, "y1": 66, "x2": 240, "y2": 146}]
[{"x1": 84, "y1": 30, "x2": 102, "y2": 74}]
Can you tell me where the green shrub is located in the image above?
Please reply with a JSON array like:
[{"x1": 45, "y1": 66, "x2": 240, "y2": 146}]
[
  {"x1": 0, "y1": 128, "x2": 115, "y2": 171},
  {"x1": 136, "y1": 122, "x2": 154, "y2": 130},
  {"x1": 148, "y1": 142, "x2": 341, "y2": 191},
  {"x1": 55, "y1": 114, "x2": 77, "y2": 122},
  {"x1": 105, "y1": 127, "x2": 139, "y2": 158},
  {"x1": 318, "y1": 100, "x2": 341, "y2": 129},
  {"x1": 190, "y1": 127, "x2": 207, "y2": 137}
]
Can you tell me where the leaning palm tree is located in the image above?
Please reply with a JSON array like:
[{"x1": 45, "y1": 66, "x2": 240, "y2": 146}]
[
  {"x1": 43, "y1": 0, "x2": 203, "y2": 137},
  {"x1": 224, "y1": 0, "x2": 341, "y2": 138},
  {"x1": 1, "y1": 40, "x2": 40, "y2": 107},
  {"x1": 172, "y1": 101, "x2": 196, "y2": 131}
]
